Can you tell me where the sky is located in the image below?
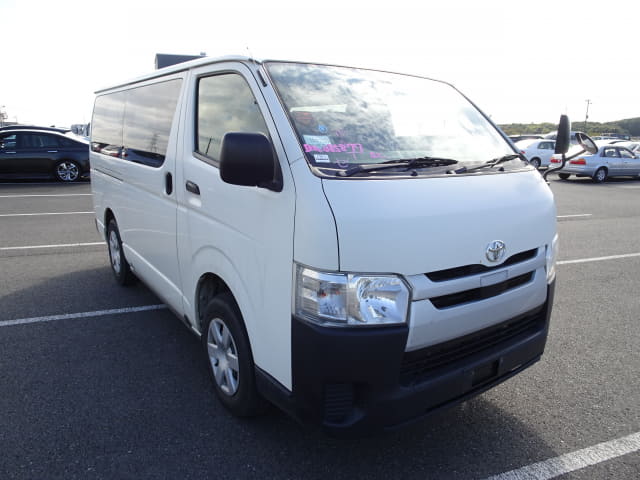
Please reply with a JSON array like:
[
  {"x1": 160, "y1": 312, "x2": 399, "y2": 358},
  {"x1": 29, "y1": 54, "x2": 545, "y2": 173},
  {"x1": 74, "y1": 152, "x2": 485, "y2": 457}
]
[{"x1": 1, "y1": 0, "x2": 638, "y2": 128}]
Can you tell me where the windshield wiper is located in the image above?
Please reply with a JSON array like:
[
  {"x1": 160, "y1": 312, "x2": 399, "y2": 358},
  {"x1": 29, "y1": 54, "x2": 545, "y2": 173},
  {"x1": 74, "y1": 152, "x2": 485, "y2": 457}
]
[
  {"x1": 462, "y1": 154, "x2": 523, "y2": 173},
  {"x1": 336, "y1": 156, "x2": 458, "y2": 177}
]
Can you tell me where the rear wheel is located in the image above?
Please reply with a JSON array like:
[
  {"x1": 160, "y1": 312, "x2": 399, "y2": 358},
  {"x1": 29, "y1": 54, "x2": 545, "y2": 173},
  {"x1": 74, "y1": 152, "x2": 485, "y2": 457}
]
[
  {"x1": 558, "y1": 173, "x2": 570, "y2": 180},
  {"x1": 202, "y1": 293, "x2": 267, "y2": 417},
  {"x1": 529, "y1": 158, "x2": 541, "y2": 169},
  {"x1": 106, "y1": 219, "x2": 136, "y2": 285},
  {"x1": 54, "y1": 160, "x2": 80, "y2": 182},
  {"x1": 592, "y1": 168, "x2": 607, "y2": 183}
]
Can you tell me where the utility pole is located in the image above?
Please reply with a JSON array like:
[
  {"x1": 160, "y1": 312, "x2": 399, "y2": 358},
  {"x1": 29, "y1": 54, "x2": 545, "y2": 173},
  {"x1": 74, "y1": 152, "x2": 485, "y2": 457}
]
[{"x1": 584, "y1": 99, "x2": 592, "y2": 133}]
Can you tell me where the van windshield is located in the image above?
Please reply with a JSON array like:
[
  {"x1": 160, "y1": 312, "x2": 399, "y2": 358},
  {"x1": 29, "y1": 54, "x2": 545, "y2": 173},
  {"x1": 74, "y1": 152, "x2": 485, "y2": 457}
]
[{"x1": 265, "y1": 62, "x2": 520, "y2": 177}]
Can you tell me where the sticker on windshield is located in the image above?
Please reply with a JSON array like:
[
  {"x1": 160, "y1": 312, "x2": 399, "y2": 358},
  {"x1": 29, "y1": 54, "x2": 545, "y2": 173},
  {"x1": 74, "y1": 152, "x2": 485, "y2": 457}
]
[
  {"x1": 303, "y1": 135, "x2": 332, "y2": 148},
  {"x1": 314, "y1": 154, "x2": 330, "y2": 163},
  {"x1": 304, "y1": 143, "x2": 364, "y2": 154}
]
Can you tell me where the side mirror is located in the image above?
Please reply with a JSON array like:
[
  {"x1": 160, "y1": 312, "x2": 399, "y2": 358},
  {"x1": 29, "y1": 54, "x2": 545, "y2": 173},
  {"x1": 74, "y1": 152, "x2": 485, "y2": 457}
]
[
  {"x1": 554, "y1": 114, "x2": 571, "y2": 155},
  {"x1": 219, "y1": 132, "x2": 282, "y2": 192},
  {"x1": 575, "y1": 132, "x2": 598, "y2": 154}
]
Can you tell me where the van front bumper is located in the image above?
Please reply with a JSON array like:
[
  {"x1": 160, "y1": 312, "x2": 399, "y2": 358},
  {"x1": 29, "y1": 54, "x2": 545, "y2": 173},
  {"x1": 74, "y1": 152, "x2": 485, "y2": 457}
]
[{"x1": 263, "y1": 282, "x2": 555, "y2": 436}]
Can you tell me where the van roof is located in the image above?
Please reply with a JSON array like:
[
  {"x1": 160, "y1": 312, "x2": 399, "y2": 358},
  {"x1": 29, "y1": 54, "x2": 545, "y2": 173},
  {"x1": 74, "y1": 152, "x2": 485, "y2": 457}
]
[
  {"x1": 95, "y1": 55, "x2": 256, "y2": 93},
  {"x1": 94, "y1": 56, "x2": 449, "y2": 94}
]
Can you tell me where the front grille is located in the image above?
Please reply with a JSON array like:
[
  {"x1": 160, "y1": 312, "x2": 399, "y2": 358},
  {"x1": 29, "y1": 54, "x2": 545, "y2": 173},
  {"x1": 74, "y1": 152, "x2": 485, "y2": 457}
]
[
  {"x1": 425, "y1": 248, "x2": 538, "y2": 282},
  {"x1": 400, "y1": 305, "x2": 547, "y2": 386},
  {"x1": 430, "y1": 272, "x2": 533, "y2": 309}
]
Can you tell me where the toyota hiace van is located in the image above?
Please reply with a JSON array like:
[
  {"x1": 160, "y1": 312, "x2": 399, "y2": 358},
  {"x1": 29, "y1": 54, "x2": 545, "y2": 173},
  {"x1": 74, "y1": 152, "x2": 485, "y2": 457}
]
[{"x1": 90, "y1": 56, "x2": 559, "y2": 434}]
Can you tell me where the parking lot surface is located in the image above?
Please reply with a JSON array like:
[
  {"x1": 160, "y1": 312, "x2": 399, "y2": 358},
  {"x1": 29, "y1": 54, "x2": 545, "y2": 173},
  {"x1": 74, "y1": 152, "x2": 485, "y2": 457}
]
[{"x1": 1, "y1": 177, "x2": 639, "y2": 479}]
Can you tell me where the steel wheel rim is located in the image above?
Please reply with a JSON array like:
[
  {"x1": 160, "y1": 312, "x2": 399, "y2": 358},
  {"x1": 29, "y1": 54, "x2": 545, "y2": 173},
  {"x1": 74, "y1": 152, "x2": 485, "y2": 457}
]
[
  {"x1": 596, "y1": 169, "x2": 606, "y2": 182},
  {"x1": 207, "y1": 318, "x2": 240, "y2": 396},
  {"x1": 57, "y1": 162, "x2": 79, "y2": 181},
  {"x1": 108, "y1": 230, "x2": 122, "y2": 274}
]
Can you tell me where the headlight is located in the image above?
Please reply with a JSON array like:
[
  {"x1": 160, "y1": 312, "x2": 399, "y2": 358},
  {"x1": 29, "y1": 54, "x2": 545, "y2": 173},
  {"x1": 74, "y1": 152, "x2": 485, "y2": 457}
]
[
  {"x1": 295, "y1": 265, "x2": 410, "y2": 327},
  {"x1": 545, "y1": 234, "x2": 559, "y2": 284}
]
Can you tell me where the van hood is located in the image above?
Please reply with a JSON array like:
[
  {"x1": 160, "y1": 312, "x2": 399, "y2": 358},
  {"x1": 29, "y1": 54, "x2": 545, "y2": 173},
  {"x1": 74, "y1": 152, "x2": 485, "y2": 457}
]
[{"x1": 321, "y1": 171, "x2": 556, "y2": 276}]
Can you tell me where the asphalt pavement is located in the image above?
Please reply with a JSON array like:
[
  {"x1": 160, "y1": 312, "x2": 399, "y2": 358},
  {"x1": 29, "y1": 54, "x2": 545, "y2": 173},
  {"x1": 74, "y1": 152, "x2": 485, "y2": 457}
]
[{"x1": 0, "y1": 176, "x2": 638, "y2": 479}]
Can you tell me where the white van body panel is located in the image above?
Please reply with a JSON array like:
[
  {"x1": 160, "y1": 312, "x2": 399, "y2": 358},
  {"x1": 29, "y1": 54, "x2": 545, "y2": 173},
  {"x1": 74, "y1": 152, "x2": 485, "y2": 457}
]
[
  {"x1": 176, "y1": 62, "x2": 296, "y2": 389},
  {"x1": 91, "y1": 75, "x2": 186, "y2": 315},
  {"x1": 322, "y1": 171, "x2": 556, "y2": 275},
  {"x1": 289, "y1": 158, "x2": 340, "y2": 271}
]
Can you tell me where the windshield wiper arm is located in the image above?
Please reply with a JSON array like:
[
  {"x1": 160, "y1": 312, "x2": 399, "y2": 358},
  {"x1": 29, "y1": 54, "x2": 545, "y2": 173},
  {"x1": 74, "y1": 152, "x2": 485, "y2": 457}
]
[
  {"x1": 463, "y1": 154, "x2": 522, "y2": 172},
  {"x1": 336, "y1": 156, "x2": 458, "y2": 177}
]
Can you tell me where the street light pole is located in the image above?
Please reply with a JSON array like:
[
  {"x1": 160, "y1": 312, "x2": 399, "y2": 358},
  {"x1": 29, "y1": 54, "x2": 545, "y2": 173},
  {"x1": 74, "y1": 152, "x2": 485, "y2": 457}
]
[{"x1": 584, "y1": 99, "x2": 591, "y2": 133}]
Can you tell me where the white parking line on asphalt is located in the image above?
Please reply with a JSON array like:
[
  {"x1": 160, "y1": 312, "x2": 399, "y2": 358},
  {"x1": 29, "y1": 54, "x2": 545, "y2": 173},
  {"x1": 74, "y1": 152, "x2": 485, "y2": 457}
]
[
  {"x1": 0, "y1": 304, "x2": 168, "y2": 327},
  {"x1": 0, "y1": 211, "x2": 93, "y2": 217},
  {"x1": 0, "y1": 193, "x2": 92, "y2": 197},
  {"x1": 0, "y1": 242, "x2": 105, "y2": 251},
  {"x1": 557, "y1": 214, "x2": 592, "y2": 218},
  {"x1": 557, "y1": 252, "x2": 640, "y2": 265},
  {"x1": 485, "y1": 431, "x2": 640, "y2": 480}
]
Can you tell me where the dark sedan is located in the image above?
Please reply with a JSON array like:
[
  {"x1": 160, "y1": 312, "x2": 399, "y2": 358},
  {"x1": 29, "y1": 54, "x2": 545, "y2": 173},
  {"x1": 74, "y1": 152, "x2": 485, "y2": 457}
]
[{"x1": 0, "y1": 128, "x2": 90, "y2": 182}]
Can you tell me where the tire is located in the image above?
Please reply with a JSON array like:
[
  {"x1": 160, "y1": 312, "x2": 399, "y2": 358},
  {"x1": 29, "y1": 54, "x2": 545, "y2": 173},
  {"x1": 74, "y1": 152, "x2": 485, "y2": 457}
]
[
  {"x1": 106, "y1": 219, "x2": 136, "y2": 286},
  {"x1": 592, "y1": 168, "x2": 607, "y2": 183},
  {"x1": 202, "y1": 293, "x2": 267, "y2": 417},
  {"x1": 529, "y1": 158, "x2": 541, "y2": 169},
  {"x1": 558, "y1": 173, "x2": 570, "y2": 180},
  {"x1": 54, "y1": 160, "x2": 81, "y2": 182}
]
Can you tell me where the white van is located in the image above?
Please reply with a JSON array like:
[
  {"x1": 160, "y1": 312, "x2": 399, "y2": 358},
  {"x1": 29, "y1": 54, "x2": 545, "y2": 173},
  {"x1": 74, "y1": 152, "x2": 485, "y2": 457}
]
[{"x1": 90, "y1": 56, "x2": 558, "y2": 435}]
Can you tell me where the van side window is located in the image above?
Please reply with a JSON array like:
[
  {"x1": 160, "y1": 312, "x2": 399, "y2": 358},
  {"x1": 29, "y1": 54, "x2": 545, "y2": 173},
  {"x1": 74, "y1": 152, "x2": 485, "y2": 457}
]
[
  {"x1": 123, "y1": 80, "x2": 182, "y2": 167},
  {"x1": 196, "y1": 74, "x2": 268, "y2": 163},
  {"x1": 91, "y1": 79, "x2": 182, "y2": 167},
  {"x1": 92, "y1": 92, "x2": 126, "y2": 156}
]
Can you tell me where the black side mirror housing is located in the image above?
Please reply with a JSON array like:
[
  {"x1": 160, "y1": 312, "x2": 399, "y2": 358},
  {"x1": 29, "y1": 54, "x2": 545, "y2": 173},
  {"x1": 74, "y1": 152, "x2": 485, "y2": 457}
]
[
  {"x1": 219, "y1": 132, "x2": 282, "y2": 192},
  {"x1": 554, "y1": 114, "x2": 571, "y2": 155}
]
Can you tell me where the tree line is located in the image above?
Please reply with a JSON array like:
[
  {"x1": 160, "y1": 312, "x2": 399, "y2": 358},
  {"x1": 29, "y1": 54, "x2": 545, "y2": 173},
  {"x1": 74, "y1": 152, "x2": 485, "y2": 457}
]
[{"x1": 499, "y1": 117, "x2": 640, "y2": 138}]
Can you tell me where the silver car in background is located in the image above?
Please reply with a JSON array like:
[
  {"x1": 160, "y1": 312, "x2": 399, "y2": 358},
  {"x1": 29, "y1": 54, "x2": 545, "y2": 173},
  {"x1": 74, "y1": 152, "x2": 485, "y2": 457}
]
[{"x1": 551, "y1": 143, "x2": 640, "y2": 182}]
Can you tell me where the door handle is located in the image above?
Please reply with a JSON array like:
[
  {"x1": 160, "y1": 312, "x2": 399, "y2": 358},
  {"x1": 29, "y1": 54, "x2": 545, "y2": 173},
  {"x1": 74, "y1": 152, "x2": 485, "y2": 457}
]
[
  {"x1": 165, "y1": 172, "x2": 173, "y2": 195},
  {"x1": 47, "y1": 150, "x2": 58, "y2": 153},
  {"x1": 186, "y1": 180, "x2": 200, "y2": 195}
]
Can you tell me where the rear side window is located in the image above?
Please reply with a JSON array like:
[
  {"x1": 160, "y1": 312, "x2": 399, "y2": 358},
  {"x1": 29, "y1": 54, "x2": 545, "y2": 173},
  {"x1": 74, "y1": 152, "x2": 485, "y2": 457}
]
[
  {"x1": 196, "y1": 73, "x2": 268, "y2": 163},
  {"x1": 92, "y1": 92, "x2": 126, "y2": 155},
  {"x1": 123, "y1": 80, "x2": 182, "y2": 167},
  {"x1": 92, "y1": 79, "x2": 182, "y2": 167},
  {"x1": 18, "y1": 133, "x2": 61, "y2": 149}
]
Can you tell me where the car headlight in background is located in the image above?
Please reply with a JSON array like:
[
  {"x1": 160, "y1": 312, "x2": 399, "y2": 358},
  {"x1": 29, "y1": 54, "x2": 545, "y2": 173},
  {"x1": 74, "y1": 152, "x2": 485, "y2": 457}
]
[
  {"x1": 545, "y1": 234, "x2": 559, "y2": 284},
  {"x1": 295, "y1": 265, "x2": 410, "y2": 327}
]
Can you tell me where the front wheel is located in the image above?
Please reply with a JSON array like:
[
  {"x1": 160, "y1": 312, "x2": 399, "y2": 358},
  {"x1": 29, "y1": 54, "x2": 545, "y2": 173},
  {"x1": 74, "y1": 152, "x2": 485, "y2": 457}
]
[
  {"x1": 592, "y1": 168, "x2": 607, "y2": 183},
  {"x1": 202, "y1": 293, "x2": 267, "y2": 417},
  {"x1": 558, "y1": 173, "x2": 570, "y2": 180},
  {"x1": 54, "y1": 160, "x2": 80, "y2": 182}
]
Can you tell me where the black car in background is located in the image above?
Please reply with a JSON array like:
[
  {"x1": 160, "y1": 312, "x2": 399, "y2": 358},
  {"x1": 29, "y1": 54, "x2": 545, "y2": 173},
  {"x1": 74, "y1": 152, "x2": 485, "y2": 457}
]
[{"x1": 0, "y1": 127, "x2": 90, "y2": 182}]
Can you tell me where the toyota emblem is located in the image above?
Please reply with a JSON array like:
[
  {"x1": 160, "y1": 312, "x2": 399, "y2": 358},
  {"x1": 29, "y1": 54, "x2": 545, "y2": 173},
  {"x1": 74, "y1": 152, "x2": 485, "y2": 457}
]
[{"x1": 486, "y1": 240, "x2": 506, "y2": 263}]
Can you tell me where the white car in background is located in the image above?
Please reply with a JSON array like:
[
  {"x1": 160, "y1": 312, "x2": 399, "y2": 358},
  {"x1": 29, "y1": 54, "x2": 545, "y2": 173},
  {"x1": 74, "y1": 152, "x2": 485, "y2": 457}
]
[{"x1": 515, "y1": 139, "x2": 556, "y2": 168}]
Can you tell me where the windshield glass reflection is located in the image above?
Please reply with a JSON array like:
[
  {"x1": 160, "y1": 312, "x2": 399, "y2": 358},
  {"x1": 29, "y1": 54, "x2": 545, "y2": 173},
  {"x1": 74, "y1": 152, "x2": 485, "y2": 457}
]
[{"x1": 266, "y1": 63, "x2": 515, "y2": 175}]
